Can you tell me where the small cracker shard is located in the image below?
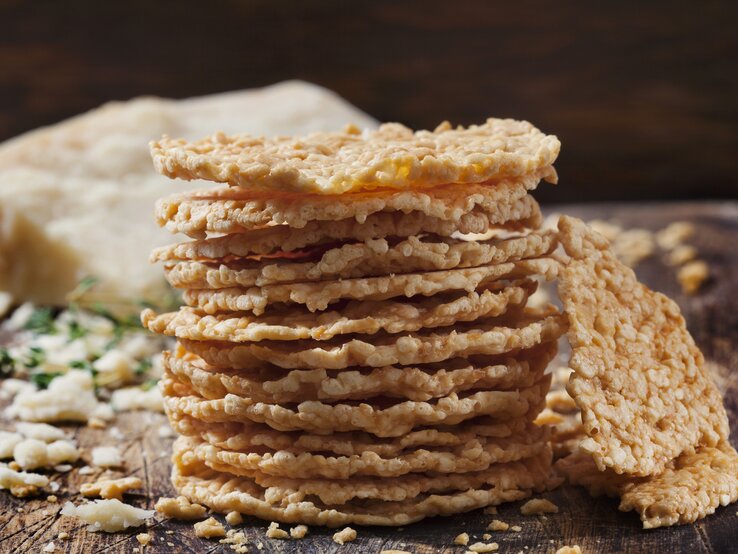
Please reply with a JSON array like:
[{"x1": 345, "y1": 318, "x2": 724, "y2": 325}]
[
  {"x1": 265, "y1": 521, "x2": 289, "y2": 539},
  {"x1": 556, "y1": 216, "x2": 728, "y2": 476},
  {"x1": 677, "y1": 260, "x2": 709, "y2": 294},
  {"x1": 155, "y1": 495, "x2": 207, "y2": 520},
  {"x1": 454, "y1": 532, "x2": 470, "y2": 546},
  {"x1": 520, "y1": 498, "x2": 559, "y2": 515},
  {"x1": 332, "y1": 526, "x2": 357, "y2": 545},
  {"x1": 151, "y1": 118, "x2": 560, "y2": 194},
  {"x1": 555, "y1": 546, "x2": 582, "y2": 554},
  {"x1": 194, "y1": 517, "x2": 226, "y2": 539},
  {"x1": 80, "y1": 476, "x2": 142, "y2": 500}
]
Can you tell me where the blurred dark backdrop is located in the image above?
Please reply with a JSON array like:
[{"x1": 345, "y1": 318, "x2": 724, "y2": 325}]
[{"x1": 1, "y1": 0, "x2": 737, "y2": 202}]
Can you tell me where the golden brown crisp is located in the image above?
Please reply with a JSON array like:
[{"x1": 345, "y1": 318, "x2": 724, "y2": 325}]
[
  {"x1": 80, "y1": 477, "x2": 142, "y2": 501},
  {"x1": 557, "y1": 216, "x2": 728, "y2": 476},
  {"x1": 150, "y1": 119, "x2": 559, "y2": 194},
  {"x1": 154, "y1": 495, "x2": 208, "y2": 520}
]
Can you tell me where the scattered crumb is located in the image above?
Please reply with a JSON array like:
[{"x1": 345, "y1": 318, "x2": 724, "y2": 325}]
[
  {"x1": 225, "y1": 511, "x2": 243, "y2": 526},
  {"x1": 91, "y1": 446, "x2": 122, "y2": 468},
  {"x1": 220, "y1": 529, "x2": 249, "y2": 553},
  {"x1": 677, "y1": 260, "x2": 709, "y2": 294},
  {"x1": 46, "y1": 495, "x2": 58, "y2": 503},
  {"x1": 80, "y1": 476, "x2": 142, "y2": 500},
  {"x1": 194, "y1": 517, "x2": 226, "y2": 539},
  {"x1": 520, "y1": 498, "x2": 559, "y2": 516},
  {"x1": 656, "y1": 221, "x2": 694, "y2": 250},
  {"x1": 155, "y1": 495, "x2": 207, "y2": 520},
  {"x1": 42, "y1": 542, "x2": 56, "y2": 553},
  {"x1": 487, "y1": 519, "x2": 509, "y2": 532},
  {"x1": 57, "y1": 532, "x2": 69, "y2": 540},
  {"x1": 483, "y1": 506, "x2": 498, "y2": 515},
  {"x1": 290, "y1": 524, "x2": 308, "y2": 539},
  {"x1": 555, "y1": 547, "x2": 582, "y2": 554},
  {"x1": 332, "y1": 526, "x2": 357, "y2": 545},
  {"x1": 511, "y1": 525, "x2": 522, "y2": 532},
  {"x1": 136, "y1": 533, "x2": 152, "y2": 547},
  {"x1": 265, "y1": 521, "x2": 289, "y2": 539},
  {"x1": 666, "y1": 244, "x2": 697, "y2": 266},
  {"x1": 87, "y1": 417, "x2": 107, "y2": 429},
  {"x1": 483, "y1": 533, "x2": 492, "y2": 540},
  {"x1": 468, "y1": 542, "x2": 499, "y2": 553},
  {"x1": 454, "y1": 532, "x2": 470, "y2": 546},
  {"x1": 60, "y1": 499, "x2": 154, "y2": 532},
  {"x1": 0, "y1": 465, "x2": 49, "y2": 497},
  {"x1": 78, "y1": 465, "x2": 95, "y2": 475}
]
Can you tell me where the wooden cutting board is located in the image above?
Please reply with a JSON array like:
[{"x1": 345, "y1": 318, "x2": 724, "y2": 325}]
[{"x1": 1, "y1": 201, "x2": 737, "y2": 554}]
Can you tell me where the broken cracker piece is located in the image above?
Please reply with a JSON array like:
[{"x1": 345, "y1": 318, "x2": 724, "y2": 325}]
[
  {"x1": 155, "y1": 495, "x2": 207, "y2": 520},
  {"x1": 265, "y1": 521, "x2": 289, "y2": 539},
  {"x1": 332, "y1": 526, "x2": 357, "y2": 545},
  {"x1": 677, "y1": 260, "x2": 709, "y2": 294},
  {"x1": 520, "y1": 498, "x2": 558, "y2": 515},
  {"x1": 80, "y1": 476, "x2": 142, "y2": 500},
  {"x1": 194, "y1": 517, "x2": 226, "y2": 539}
]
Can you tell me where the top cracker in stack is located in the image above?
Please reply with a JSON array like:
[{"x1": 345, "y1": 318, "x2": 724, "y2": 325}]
[{"x1": 143, "y1": 119, "x2": 566, "y2": 526}]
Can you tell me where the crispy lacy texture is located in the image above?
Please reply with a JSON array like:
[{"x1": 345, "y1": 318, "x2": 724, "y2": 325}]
[
  {"x1": 151, "y1": 119, "x2": 559, "y2": 194},
  {"x1": 557, "y1": 216, "x2": 728, "y2": 476},
  {"x1": 161, "y1": 374, "x2": 551, "y2": 437},
  {"x1": 162, "y1": 341, "x2": 556, "y2": 404},
  {"x1": 180, "y1": 258, "x2": 558, "y2": 316},
  {"x1": 155, "y1": 180, "x2": 543, "y2": 238},
  {"x1": 167, "y1": 406, "x2": 544, "y2": 458},
  {"x1": 144, "y1": 280, "x2": 535, "y2": 342},
  {"x1": 160, "y1": 232, "x2": 557, "y2": 288},
  {"x1": 173, "y1": 427, "x2": 551, "y2": 479},
  {"x1": 556, "y1": 442, "x2": 738, "y2": 528},
  {"x1": 179, "y1": 309, "x2": 566, "y2": 370},
  {"x1": 170, "y1": 439, "x2": 556, "y2": 526}
]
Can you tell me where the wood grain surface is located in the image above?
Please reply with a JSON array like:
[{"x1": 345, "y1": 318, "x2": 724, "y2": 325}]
[
  {"x1": 1, "y1": 0, "x2": 737, "y2": 203},
  {"x1": 1, "y1": 201, "x2": 737, "y2": 553}
]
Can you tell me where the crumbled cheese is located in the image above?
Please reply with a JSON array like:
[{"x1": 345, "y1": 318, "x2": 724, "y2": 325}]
[
  {"x1": 91, "y1": 446, "x2": 122, "y2": 468},
  {"x1": 57, "y1": 532, "x2": 69, "y2": 540},
  {"x1": 225, "y1": 511, "x2": 243, "y2": 526},
  {"x1": 290, "y1": 524, "x2": 308, "y2": 539},
  {"x1": 60, "y1": 499, "x2": 154, "y2": 532},
  {"x1": 220, "y1": 529, "x2": 249, "y2": 553},
  {"x1": 194, "y1": 517, "x2": 226, "y2": 539},
  {"x1": 80, "y1": 476, "x2": 142, "y2": 500},
  {"x1": 42, "y1": 541, "x2": 56, "y2": 553},
  {"x1": 0, "y1": 464, "x2": 49, "y2": 496},
  {"x1": 111, "y1": 386, "x2": 163, "y2": 412},
  {"x1": 93, "y1": 349, "x2": 136, "y2": 387},
  {"x1": 136, "y1": 533, "x2": 152, "y2": 547},
  {"x1": 265, "y1": 521, "x2": 289, "y2": 539},
  {"x1": 454, "y1": 532, "x2": 470, "y2": 546},
  {"x1": 155, "y1": 495, "x2": 207, "y2": 520},
  {"x1": 332, "y1": 527, "x2": 357, "y2": 545},
  {"x1": 0, "y1": 379, "x2": 35, "y2": 400},
  {"x1": 520, "y1": 498, "x2": 559, "y2": 516},
  {"x1": 8, "y1": 370, "x2": 110, "y2": 423},
  {"x1": 0, "y1": 431, "x2": 23, "y2": 458},
  {"x1": 487, "y1": 519, "x2": 509, "y2": 532},
  {"x1": 13, "y1": 438, "x2": 48, "y2": 469},
  {"x1": 157, "y1": 424, "x2": 175, "y2": 438},
  {"x1": 15, "y1": 422, "x2": 69, "y2": 442},
  {"x1": 78, "y1": 465, "x2": 95, "y2": 475}
]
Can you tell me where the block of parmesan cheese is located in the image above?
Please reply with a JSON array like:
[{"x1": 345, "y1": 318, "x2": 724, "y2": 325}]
[{"x1": 0, "y1": 81, "x2": 376, "y2": 310}]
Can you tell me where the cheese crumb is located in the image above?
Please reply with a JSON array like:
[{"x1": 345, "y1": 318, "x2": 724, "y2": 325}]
[
  {"x1": 332, "y1": 527, "x2": 357, "y2": 545},
  {"x1": 8, "y1": 371, "x2": 111, "y2": 423},
  {"x1": 0, "y1": 463, "x2": 49, "y2": 496},
  {"x1": 483, "y1": 533, "x2": 492, "y2": 540},
  {"x1": 666, "y1": 244, "x2": 697, "y2": 266},
  {"x1": 266, "y1": 521, "x2": 289, "y2": 539},
  {"x1": 91, "y1": 446, "x2": 122, "y2": 468},
  {"x1": 136, "y1": 533, "x2": 152, "y2": 547},
  {"x1": 15, "y1": 422, "x2": 69, "y2": 442},
  {"x1": 42, "y1": 542, "x2": 56, "y2": 553},
  {"x1": 60, "y1": 499, "x2": 154, "y2": 532},
  {"x1": 80, "y1": 476, "x2": 142, "y2": 500},
  {"x1": 468, "y1": 542, "x2": 499, "y2": 553},
  {"x1": 454, "y1": 532, "x2": 470, "y2": 546},
  {"x1": 290, "y1": 524, "x2": 308, "y2": 539},
  {"x1": 194, "y1": 517, "x2": 226, "y2": 539},
  {"x1": 111, "y1": 385, "x2": 164, "y2": 413},
  {"x1": 487, "y1": 519, "x2": 509, "y2": 532},
  {"x1": 57, "y1": 532, "x2": 69, "y2": 540},
  {"x1": 47, "y1": 495, "x2": 58, "y2": 503},
  {"x1": 677, "y1": 260, "x2": 709, "y2": 294},
  {"x1": 225, "y1": 511, "x2": 243, "y2": 526},
  {"x1": 511, "y1": 525, "x2": 522, "y2": 532},
  {"x1": 520, "y1": 498, "x2": 559, "y2": 516},
  {"x1": 0, "y1": 431, "x2": 23, "y2": 458},
  {"x1": 155, "y1": 495, "x2": 207, "y2": 520}
]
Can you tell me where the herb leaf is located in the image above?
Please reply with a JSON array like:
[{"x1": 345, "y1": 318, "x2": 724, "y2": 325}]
[
  {"x1": 23, "y1": 307, "x2": 56, "y2": 335},
  {"x1": 30, "y1": 371, "x2": 62, "y2": 389}
]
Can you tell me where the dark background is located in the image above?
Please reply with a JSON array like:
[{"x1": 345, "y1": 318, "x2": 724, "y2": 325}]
[{"x1": 1, "y1": 0, "x2": 737, "y2": 203}]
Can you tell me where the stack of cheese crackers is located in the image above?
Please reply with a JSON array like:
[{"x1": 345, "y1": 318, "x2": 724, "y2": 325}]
[
  {"x1": 144, "y1": 118, "x2": 738, "y2": 529},
  {"x1": 143, "y1": 120, "x2": 567, "y2": 525}
]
